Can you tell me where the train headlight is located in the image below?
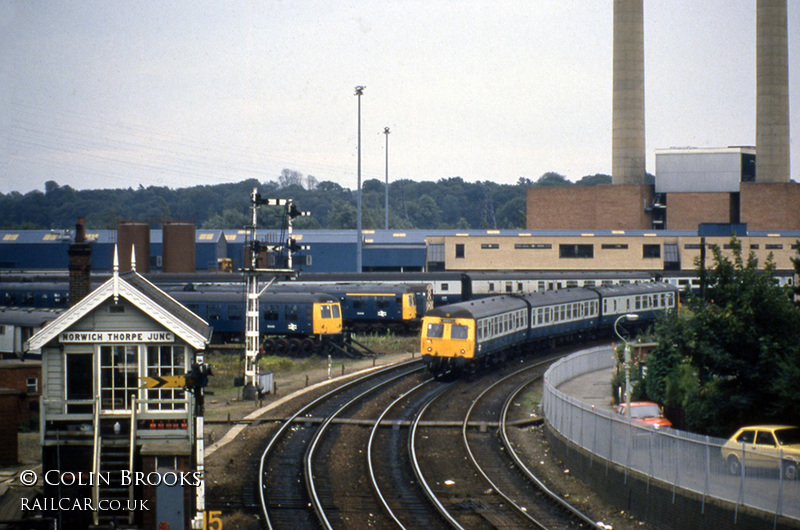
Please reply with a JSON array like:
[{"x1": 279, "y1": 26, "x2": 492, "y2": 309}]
[{"x1": 427, "y1": 347, "x2": 432, "y2": 352}]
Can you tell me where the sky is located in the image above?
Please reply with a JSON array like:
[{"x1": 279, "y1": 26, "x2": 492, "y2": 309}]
[{"x1": 0, "y1": 1, "x2": 798, "y2": 195}]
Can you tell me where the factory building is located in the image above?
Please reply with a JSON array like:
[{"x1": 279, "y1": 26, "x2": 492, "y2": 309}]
[{"x1": 528, "y1": 0, "x2": 796, "y2": 232}]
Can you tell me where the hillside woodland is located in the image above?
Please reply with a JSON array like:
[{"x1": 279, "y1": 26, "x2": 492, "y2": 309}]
[{"x1": 0, "y1": 170, "x2": 624, "y2": 230}]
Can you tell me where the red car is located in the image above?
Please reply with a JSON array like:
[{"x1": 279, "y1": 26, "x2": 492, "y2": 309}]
[{"x1": 615, "y1": 401, "x2": 672, "y2": 429}]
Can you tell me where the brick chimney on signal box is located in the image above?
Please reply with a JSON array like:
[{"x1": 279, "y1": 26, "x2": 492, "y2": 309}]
[{"x1": 68, "y1": 217, "x2": 92, "y2": 307}]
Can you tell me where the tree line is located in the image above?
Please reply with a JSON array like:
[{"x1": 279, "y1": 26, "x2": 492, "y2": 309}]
[{"x1": 0, "y1": 170, "x2": 616, "y2": 230}]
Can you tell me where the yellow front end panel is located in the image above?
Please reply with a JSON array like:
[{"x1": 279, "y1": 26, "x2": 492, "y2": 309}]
[
  {"x1": 314, "y1": 302, "x2": 343, "y2": 334},
  {"x1": 420, "y1": 317, "x2": 475, "y2": 360}
]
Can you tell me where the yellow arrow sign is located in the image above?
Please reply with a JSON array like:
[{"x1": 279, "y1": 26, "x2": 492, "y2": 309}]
[{"x1": 139, "y1": 375, "x2": 185, "y2": 389}]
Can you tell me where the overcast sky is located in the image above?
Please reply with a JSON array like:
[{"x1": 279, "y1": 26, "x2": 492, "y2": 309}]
[{"x1": 1, "y1": 1, "x2": 798, "y2": 195}]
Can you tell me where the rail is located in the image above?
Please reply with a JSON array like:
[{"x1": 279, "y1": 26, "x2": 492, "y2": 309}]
[{"x1": 542, "y1": 347, "x2": 800, "y2": 524}]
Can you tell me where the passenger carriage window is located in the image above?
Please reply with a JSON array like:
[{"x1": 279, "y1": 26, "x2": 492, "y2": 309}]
[
  {"x1": 451, "y1": 325, "x2": 469, "y2": 340},
  {"x1": 228, "y1": 304, "x2": 243, "y2": 320},
  {"x1": 426, "y1": 323, "x2": 444, "y2": 338},
  {"x1": 208, "y1": 304, "x2": 223, "y2": 320},
  {"x1": 286, "y1": 305, "x2": 300, "y2": 321}
]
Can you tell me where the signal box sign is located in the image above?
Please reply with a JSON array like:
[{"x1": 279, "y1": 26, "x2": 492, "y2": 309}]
[{"x1": 60, "y1": 331, "x2": 175, "y2": 343}]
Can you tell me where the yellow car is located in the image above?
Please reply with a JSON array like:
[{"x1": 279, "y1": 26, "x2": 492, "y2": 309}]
[{"x1": 720, "y1": 425, "x2": 800, "y2": 480}]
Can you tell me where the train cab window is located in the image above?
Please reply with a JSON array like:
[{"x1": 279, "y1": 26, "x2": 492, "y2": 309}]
[
  {"x1": 332, "y1": 304, "x2": 341, "y2": 318},
  {"x1": 427, "y1": 323, "x2": 444, "y2": 338},
  {"x1": 408, "y1": 294, "x2": 415, "y2": 307},
  {"x1": 451, "y1": 325, "x2": 468, "y2": 340},
  {"x1": 321, "y1": 305, "x2": 332, "y2": 319}
]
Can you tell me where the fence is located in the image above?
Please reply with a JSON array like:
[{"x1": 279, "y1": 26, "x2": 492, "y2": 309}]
[{"x1": 542, "y1": 346, "x2": 799, "y2": 523}]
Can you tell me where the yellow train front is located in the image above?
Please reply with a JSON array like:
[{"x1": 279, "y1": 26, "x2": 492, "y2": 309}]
[{"x1": 420, "y1": 295, "x2": 531, "y2": 374}]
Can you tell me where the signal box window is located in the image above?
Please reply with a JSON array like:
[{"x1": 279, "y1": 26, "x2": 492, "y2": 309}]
[{"x1": 455, "y1": 244, "x2": 465, "y2": 259}]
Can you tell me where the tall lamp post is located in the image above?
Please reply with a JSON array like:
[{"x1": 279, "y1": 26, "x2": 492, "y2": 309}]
[
  {"x1": 383, "y1": 127, "x2": 390, "y2": 230},
  {"x1": 614, "y1": 313, "x2": 639, "y2": 417},
  {"x1": 355, "y1": 86, "x2": 365, "y2": 272}
]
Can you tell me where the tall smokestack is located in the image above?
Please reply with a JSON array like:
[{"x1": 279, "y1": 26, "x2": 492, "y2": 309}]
[
  {"x1": 756, "y1": 0, "x2": 790, "y2": 183},
  {"x1": 612, "y1": 0, "x2": 646, "y2": 185},
  {"x1": 68, "y1": 217, "x2": 92, "y2": 307}
]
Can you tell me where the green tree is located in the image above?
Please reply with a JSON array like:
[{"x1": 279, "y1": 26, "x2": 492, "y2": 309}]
[
  {"x1": 645, "y1": 237, "x2": 800, "y2": 436},
  {"x1": 575, "y1": 173, "x2": 611, "y2": 186},
  {"x1": 534, "y1": 172, "x2": 571, "y2": 187}
]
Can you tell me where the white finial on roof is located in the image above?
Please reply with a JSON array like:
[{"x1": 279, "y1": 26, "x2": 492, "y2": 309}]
[{"x1": 131, "y1": 244, "x2": 137, "y2": 272}]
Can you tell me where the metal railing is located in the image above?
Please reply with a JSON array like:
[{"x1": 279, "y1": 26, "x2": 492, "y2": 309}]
[{"x1": 542, "y1": 347, "x2": 799, "y2": 522}]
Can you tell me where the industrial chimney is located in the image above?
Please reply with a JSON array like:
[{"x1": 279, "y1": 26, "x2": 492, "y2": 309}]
[
  {"x1": 612, "y1": 0, "x2": 646, "y2": 186},
  {"x1": 68, "y1": 217, "x2": 92, "y2": 307},
  {"x1": 756, "y1": 0, "x2": 790, "y2": 182}
]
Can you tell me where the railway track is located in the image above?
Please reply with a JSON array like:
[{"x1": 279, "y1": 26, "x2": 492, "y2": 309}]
[
  {"x1": 258, "y1": 359, "x2": 426, "y2": 529},
  {"x1": 255, "y1": 352, "x2": 604, "y2": 529},
  {"x1": 410, "y1": 358, "x2": 598, "y2": 529}
]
